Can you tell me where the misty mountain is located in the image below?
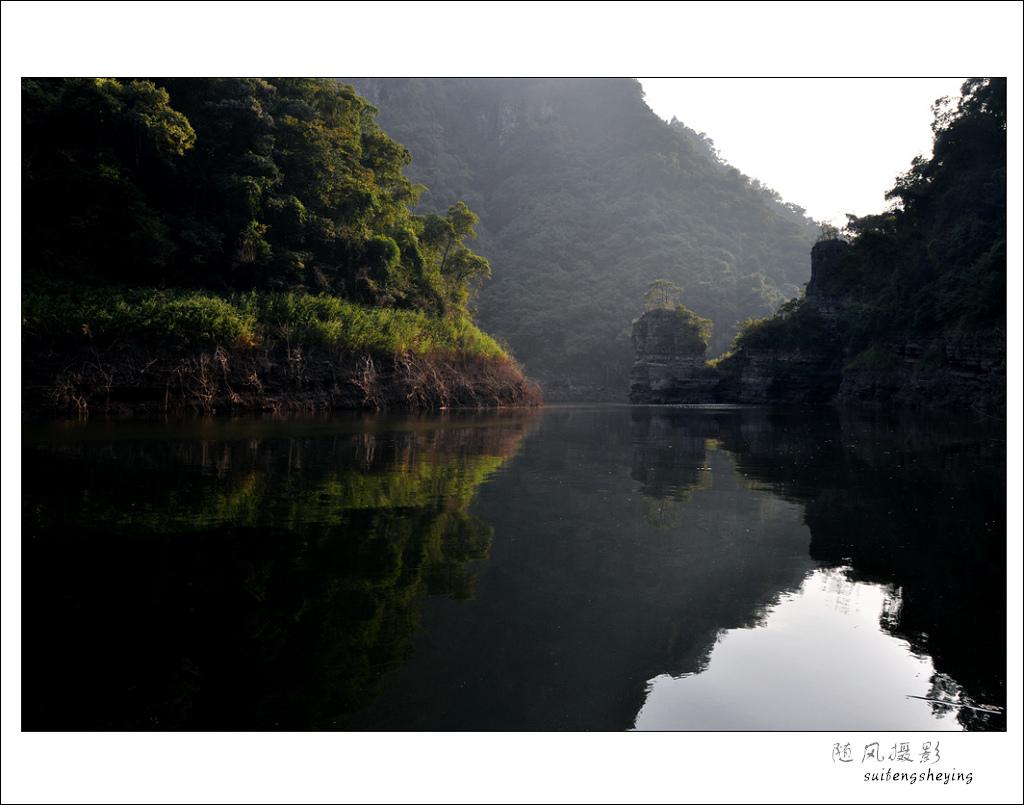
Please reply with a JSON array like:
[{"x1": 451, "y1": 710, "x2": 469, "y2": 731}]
[{"x1": 345, "y1": 78, "x2": 819, "y2": 391}]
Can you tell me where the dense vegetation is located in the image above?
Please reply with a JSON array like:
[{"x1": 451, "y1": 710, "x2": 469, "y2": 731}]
[
  {"x1": 345, "y1": 78, "x2": 817, "y2": 384},
  {"x1": 730, "y1": 78, "x2": 1006, "y2": 362},
  {"x1": 21, "y1": 78, "x2": 506, "y2": 371},
  {"x1": 725, "y1": 296, "x2": 836, "y2": 354},
  {"x1": 838, "y1": 78, "x2": 1006, "y2": 345},
  {"x1": 21, "y1": 286, "x2": 507, "y2": 360}
]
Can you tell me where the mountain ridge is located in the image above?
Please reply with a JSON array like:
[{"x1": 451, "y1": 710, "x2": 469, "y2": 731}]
[{"x1": 344, "y1": 78, "x2": 819, "y2": 397}]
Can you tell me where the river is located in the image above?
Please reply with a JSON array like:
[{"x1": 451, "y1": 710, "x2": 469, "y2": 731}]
[{"x1": 20, "y1": 404, "x2": 1007, "y2": 731}]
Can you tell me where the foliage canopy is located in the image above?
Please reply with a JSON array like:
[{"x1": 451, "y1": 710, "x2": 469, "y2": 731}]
[
  {"x1": 22, "y1": 78, "x2": 492, "y2": 323},
  {"x1": 726, "y1": 78, "x2": 1006, "y2": 365},
  {"x1": 643, "y1": 279, "x2": 685, "y2": 311},
  {"x1": 840, "y1": 77, "x2": 1006, "y2": 338}
]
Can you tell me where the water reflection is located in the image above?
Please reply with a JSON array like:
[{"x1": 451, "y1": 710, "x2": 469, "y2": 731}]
[
  {"x1": 628, "y1": 406, "x2": 1006, "y2": 731},
  {"x1": 633, "y1": 567, "x2": 966, "y2": 731},
  {"x1": 22, "y1": 410, "x2": 540, "y2": 730},
  {"x1": 20, "y1": 405, "x2": 1005, "y2": 731},
  {"x1": 336, "y1": 408, "x2": 825, "y2": 730}
]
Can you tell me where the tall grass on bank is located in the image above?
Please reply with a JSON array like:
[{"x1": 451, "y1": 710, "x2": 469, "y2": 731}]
[{"x1": 22, "y1": 286, "x2": 509, "y2": 362}]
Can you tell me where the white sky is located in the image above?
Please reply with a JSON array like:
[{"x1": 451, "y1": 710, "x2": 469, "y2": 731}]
[{"x1": 640, "y1": 78, "x2": 968, "y2": 227}]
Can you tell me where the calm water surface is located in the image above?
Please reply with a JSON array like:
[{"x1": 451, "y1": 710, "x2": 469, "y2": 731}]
[{"x1": 21, "y1": 405, "x2": 1006, "y2": 731}]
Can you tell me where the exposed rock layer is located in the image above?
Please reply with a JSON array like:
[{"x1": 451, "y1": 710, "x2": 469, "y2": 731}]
[
  {"x1": 629, "y1": 241, "x2": 1005, "y2": 411},
  {"x1": 629, "y1": 308, "x2": 718, "y2": 404},
  {"x1": 838, "y1": 330, "x2": 1006, "y2": 411}
]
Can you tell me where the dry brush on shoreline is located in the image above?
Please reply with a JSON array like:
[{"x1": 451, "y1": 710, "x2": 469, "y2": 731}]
[{"x1": 22, "y1": 287, "x2": 541, "y2": 417}]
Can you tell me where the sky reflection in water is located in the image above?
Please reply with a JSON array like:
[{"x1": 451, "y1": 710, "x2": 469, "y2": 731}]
[
  {"x1": 633, "y1": 566, "x2": 962, "y2": 731},
  {"x1": 21, "y1": 405, "x2": 1006, "y2": 732}
]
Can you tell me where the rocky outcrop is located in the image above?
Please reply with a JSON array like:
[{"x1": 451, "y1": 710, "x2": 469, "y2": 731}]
[
  {"x1": 627, "y1": 239, "x2": 1005, "y2": 412},
  {"x1": 804, "y1": 240, "x2": 1005, "y2": 410},
  {"x1": 838, "y1": 329, "x2": 1006, "y2": 411},
  {"x1": 804, "y1": 238, "x2": 851, "y2": 318},
  {"x1": 629, "y1": 308, "x2": 718, "y2": 404},
  {"x1": 723, "y1": 347, "x2": 842, "y2": 405}
]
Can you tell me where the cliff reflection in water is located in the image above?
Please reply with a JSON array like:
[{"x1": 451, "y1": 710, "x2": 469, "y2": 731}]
[
  {"x1": 21, "y1": 411, "x2": 539, "y2": 730},
  {"x1": 801, "y1": 409, "x2": 1006, "y2": 730},
  {"x1": 631, "y1": 406, "x2": 1006, "y2": 730},
  {"x1": 21, "y1": 405, "x2": 1005, "y2": 731},
  {"x1": 336, "y1": 406, "x2": 1003, "y2": 731}
]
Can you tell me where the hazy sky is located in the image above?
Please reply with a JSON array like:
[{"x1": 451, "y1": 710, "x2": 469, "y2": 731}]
[{"x1": 640, "y1": 78, "x2": 968, "y2": 227}]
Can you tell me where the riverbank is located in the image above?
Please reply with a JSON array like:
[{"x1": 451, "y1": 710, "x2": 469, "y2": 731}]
[
  {"x1": 22, "y1": 342, "x2": 542, "y2": 417},
  {"x1": 21, "y1": 285, "x2": 542, "y2": 417}
]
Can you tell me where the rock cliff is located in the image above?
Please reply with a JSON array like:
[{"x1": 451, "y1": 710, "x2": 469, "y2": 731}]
[
  {"x1": 838, "y1": 330, "x2": 1006, "y2": 411},
  {"x1": 719, "y1": 347, "x2": 842, "y2": 405},
  {"x1": 628, "y1": 240, "x2": 1005, "y2": 412},
  {"x1": 803, "y1": 238, "x2": 851, "y2": 318},
  {"x1": 629, "y1": 308, "x2": 718, "y2": 404}
]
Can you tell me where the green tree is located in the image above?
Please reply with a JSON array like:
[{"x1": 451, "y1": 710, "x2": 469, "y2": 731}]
[
  {"x1": 22, "y1": 78, "x2": 196, "y2": 284},
  {"x1": 418, "y1": 202, "x2": 492, "y2": 311},
  {"x1": 729, "y1": 77, "x2": 1006, "y2": 367},
  {"x1": 23, "y1": 78, "x2": 453, "y2": 311},
  {"x1": 643, "y1": 279, "x2": 684, "y2": 310},
  {"x1": 159, "y1": 78, "x2": 425, "y2": 298},
  {"x1": 848, "y1": 77, "x2": 1006, "y2": 331}
]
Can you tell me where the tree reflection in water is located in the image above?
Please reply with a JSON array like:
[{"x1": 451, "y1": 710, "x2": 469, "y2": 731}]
[
  {"x1": 22, "y1": 411, "x2": 539, "y2": 730},
  {"x1": 21, "y1": 406, "x2": 1005, "y2": 731}
]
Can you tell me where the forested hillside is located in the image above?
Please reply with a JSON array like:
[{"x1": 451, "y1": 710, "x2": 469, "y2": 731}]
[
  {"x1": 346, "y1": 78, "x2": 818, "y2": 391},
  {"x1": 711, "y1": 78, "x2": 1006, "y2": 410},
  {"x1": 22, "y1": 78, "x2": 494, "y2": 314},
  {"x1": 833, "y1": 77, "x2": 1005, "y2": 342},
  {"x1": 22, "y1": 78, "x2": 538, "y2": 414}
]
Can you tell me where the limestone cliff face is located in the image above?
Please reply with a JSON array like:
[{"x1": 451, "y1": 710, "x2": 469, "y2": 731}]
[
  {"x1": 722, "y1": 347, "x2": 842, "y2": 405},
  {"x1": 723, "y1": 240, "x2": 846, "y2": 404},
  {"x1": 804, "y1": 239, "x2": 851, "y2": 319},
  {"x1": 803, "y1": 239, "x2": 1004, "y2": 410},
  {"x1": 349, "y1": 77, "x2": 641, "y2": 150},
  {"x1": 839, "y1": 330, "x2": 1006, "y2": 411},
  {"x1": 628, "y1": 308, "x2": 718, "y2": 404},
  {"x1": 627, "y1": 239, "x2": 1004, "y2": 411}
]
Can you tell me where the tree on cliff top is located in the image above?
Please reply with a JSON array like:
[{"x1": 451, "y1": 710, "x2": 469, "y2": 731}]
[
  {"x1": 643, "y1": 279, "x2": 684, "y2": 310},
  {"x1": 639, "y1": 279, "x2": 713, "y2": 347}
]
